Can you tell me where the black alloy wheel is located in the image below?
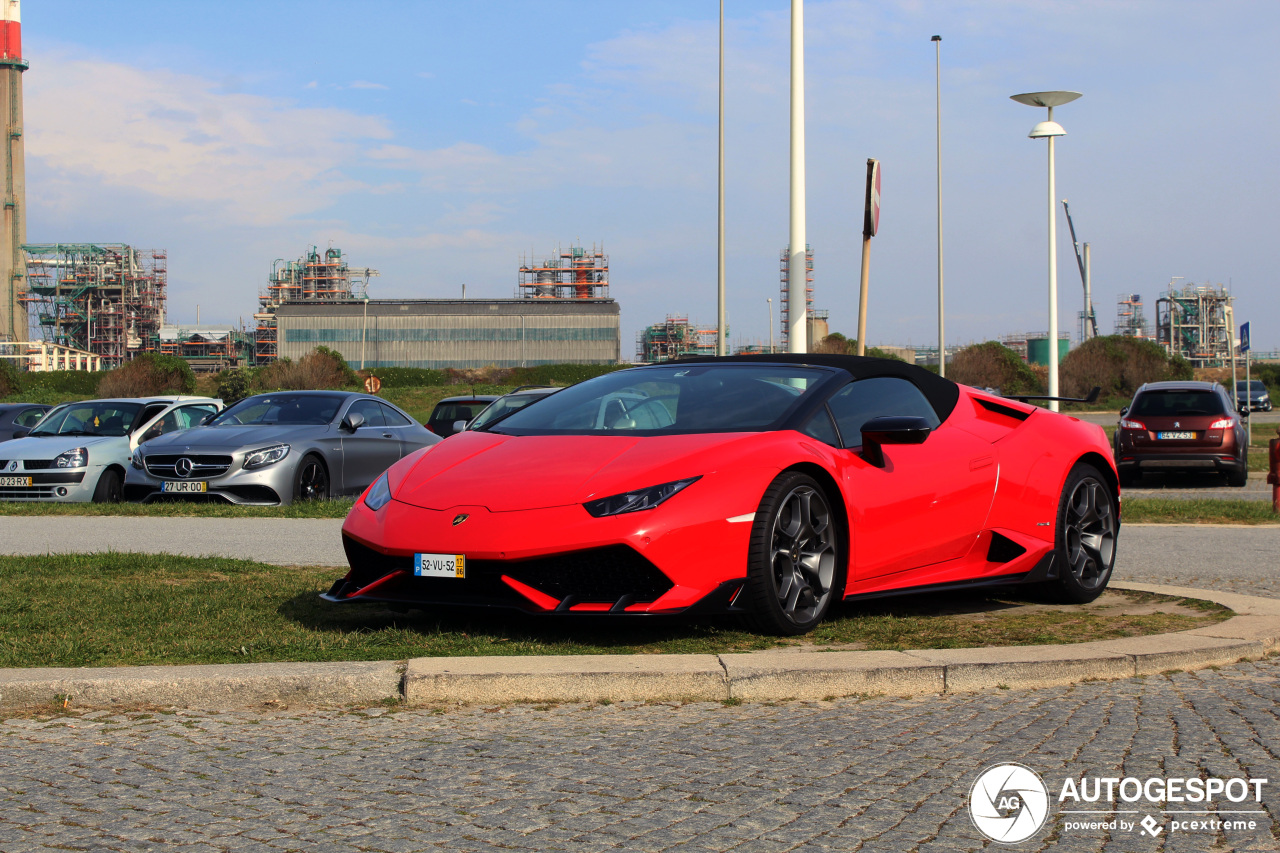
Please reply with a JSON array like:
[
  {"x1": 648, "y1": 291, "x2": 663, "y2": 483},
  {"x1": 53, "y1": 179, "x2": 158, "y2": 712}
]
[
  {"x1": 744, "y1": 471, "x2": 842, "y2": 635},
  {"x1": 1045, "y1": 463, "x2": 1117, "y2": 603},
  {"x1": 92, "y1": 469, "x2": 123, "y2": 503},
  {"x1": 293, "y1": 455, "x2": 330, "y2": 502}
]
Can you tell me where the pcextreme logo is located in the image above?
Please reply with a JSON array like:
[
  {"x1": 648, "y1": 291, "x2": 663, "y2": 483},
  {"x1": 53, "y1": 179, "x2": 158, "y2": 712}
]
[{"x1": 969, "y1": 763, "x2": 1050, "y2": 843}]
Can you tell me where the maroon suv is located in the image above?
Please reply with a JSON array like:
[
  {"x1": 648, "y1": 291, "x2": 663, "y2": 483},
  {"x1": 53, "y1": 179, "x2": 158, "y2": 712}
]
[{"x1": 1113, "y1": 381, "x2": 1247, "y2": 487}]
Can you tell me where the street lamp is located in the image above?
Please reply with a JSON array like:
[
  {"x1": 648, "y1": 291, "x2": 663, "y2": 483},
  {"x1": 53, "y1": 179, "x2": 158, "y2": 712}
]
[{"x1": 1011, "y1": 90, "x2": 1081, "y2": 413}]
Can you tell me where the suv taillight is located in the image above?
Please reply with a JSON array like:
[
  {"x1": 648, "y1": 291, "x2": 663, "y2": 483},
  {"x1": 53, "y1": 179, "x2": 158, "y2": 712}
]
[
  {"x1": 1120, "y1": 419, "x2": 1146, "y2": 430},
  {"x1": 1208, "y1": 418, "x2": 1234, "y2": 429}
]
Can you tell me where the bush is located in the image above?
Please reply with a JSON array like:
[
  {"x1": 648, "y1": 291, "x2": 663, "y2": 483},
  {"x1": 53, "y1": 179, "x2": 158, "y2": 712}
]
[
  {"x1": 1060, "y1": 335, "x2": 1192, "y2": 400},
  {"x1": 509, "y1": 363, "x2": 628, "y2": 385},
  {"x1": 0, "y1": 359, "x2": 18, "y2": 397},
  {"x1": 96, "y1": 353, "x2": 196, "y2": 398},
  {"x1": 811, "y1": 332, "x2": 904, "y2": 361},
  {"x1": 948, "y1": 342, "x2": 1044, "y2": 396},
  {"x1": 358, "y1": 367, "x2": 448, "y2": 388},
  {"x1": 10, "y1": 369, "x2": 101, "y2": 398},
  {"x1": 257, "y1": 348, "x2": 359, "y2": 391},
  {"x1": 215, "y1": 368, "x2": 257, "y2": 405}
]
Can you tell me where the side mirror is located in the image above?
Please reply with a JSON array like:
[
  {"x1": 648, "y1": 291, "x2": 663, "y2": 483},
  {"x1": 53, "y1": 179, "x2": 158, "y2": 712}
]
[
  {"x1": 453, "y1": 419, "x2": 469, "y2": 433},
  {"x1": 200, "y1": 412, "x2": 217, "y2": 425},
  {"x1": 860, "y1": 416, "x2": 932, "y2": 468},
  {"x1": 1119, "y1": 406, "x2": 1129, "y2": 417},
  {"x1": 340, "y1": 411, "x2": 366, "y2": 433},
  {"x1": 11, "y1": 428, "x2": 29, "y2": 439}
]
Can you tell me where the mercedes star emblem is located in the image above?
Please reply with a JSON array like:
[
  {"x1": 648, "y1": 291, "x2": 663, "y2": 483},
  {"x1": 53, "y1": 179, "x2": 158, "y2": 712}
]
[{"x1": 175, "y1": 457, "x2": 194, "y2": 478}]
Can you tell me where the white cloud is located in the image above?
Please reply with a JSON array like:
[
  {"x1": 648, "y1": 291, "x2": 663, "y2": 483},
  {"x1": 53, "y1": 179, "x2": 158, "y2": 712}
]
[{"x1": 25, "y1": 52, "x2": 395, "y2": 227}]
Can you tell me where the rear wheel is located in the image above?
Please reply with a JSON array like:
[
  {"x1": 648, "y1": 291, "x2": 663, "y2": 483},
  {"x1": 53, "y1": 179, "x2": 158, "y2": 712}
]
[
  {"x1": 92, "y1": 469, "x2": 122, "y2": 503},
  {"x1": 1227, "y1": 461, "x2": 1247, "y2": 488},
  {"x1": 1044, "y1": 464, "x2": 1117, "y2": 603},
  {"x1": 293, "y1": 455, "x2": 330, "y2": 502},
  {"x1": 743, "y1": 472, "x2": 842, "y2": 636}
]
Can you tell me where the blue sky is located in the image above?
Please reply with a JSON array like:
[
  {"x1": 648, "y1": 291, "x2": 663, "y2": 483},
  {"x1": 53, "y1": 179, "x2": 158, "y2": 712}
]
[{"x1": 22, "y1": 1, "x2": 1280, "y2": 354}]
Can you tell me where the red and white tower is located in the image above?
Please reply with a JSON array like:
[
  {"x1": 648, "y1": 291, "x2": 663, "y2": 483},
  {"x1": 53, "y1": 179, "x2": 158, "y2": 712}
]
[{"x1": 0, "y1": 0, "x2": 25, "y2": 343}]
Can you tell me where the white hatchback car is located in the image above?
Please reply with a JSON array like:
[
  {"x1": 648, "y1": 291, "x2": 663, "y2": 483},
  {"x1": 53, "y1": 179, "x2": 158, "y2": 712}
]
[{"x1": 0, "y1": 395, "x2": 222, "y2": 502}]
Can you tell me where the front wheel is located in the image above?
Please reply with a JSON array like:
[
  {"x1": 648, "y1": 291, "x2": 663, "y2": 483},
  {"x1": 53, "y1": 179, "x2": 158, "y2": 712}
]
[
  {"x1": 293, "y1": 455, "x2": 330, "y2": 502},
  {"x1": 1043, "y1": 464, "x2": 1117, "y2": 603},
  {"x1": 92, "y1": 469, "x2": 122, "y2": 503},
  {"x1": 742, "y1": 472, "x2": 842, "y2": 635}
]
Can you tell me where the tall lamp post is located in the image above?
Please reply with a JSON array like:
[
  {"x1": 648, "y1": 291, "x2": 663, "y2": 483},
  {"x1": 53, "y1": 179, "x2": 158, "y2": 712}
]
[
  {"x1": 1011, "y1": 90, "x2": 1081, "y2": 412},
  {"x1": 932, "y1": 35, "x2": 944, "y2": 376},
  {"x1": 716, "y1": 0, "x2": 726, "y2": 355}
]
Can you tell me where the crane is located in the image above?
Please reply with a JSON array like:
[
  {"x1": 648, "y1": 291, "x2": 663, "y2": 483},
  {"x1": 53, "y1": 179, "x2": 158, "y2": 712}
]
[{"x1": 1061, "y1": 200, "x2": 1098, "y2": 339}]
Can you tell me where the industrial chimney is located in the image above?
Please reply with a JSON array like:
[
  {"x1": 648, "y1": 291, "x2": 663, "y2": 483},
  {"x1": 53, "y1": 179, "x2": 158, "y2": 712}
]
[{"x1": 0, "y1": 0, "x2": 25, "y2": 344}]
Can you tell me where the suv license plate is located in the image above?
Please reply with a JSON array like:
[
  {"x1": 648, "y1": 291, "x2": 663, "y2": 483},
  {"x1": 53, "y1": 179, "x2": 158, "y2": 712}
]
[
  {"x1": 161, "y1": 481, "x2": 207, "y2": 493},
  {"x1": 1156, "y1": 431, "x2": 1195, "y2": 440},
  {"x1": 0, "y1": 476, "x2": 32, "y2": 487},
  {"x1": 414, "y1": 553, "x2": 466, "y2": 578}
]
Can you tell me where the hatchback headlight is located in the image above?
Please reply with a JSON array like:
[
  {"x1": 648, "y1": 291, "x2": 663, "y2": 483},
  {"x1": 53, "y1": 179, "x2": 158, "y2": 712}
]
[
  {"x1": 363, "y1": 473, "x2": 393, "y2": 511},
  {"x1": 54, "y1": 447, "x2": 88, "y2": 468},
  {"x1": 243, "y1": 444, "x2": 290, "y2": 470},
  {"x1": 583, "y1": 476, "x2": 700, "y2": 518}
]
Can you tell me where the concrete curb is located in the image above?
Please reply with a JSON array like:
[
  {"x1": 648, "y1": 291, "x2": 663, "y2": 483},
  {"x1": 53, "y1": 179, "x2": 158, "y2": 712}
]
[{"x1": 1, "y1": 584, "x2": 1275, "y2": 712}]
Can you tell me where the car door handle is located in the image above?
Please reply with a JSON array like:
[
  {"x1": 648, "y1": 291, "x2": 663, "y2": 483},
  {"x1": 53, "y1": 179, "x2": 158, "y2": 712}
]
[{"x1": 382, "y1": 433, "x2": 394, "y2": 438}]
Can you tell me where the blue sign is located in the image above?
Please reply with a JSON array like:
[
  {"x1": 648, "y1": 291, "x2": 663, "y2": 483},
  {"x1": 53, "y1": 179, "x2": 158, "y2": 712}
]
[{"x1": 1240, "y1": 322, "x2": 1251, "y2": 354}]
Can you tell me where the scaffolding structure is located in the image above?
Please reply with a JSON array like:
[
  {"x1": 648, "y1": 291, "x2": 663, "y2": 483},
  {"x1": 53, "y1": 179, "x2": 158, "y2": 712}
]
[
  {"x1": 158, "y1": 325, "x2": 251, "y2": 373},
  {"x1": 1114, "y1": 293, "x2": 1151, "y2": 339},
  {"x1": 1156, "y1": 282, "x2": 1234, "y2": 367},
  {"x1": 19, "y1": 243, "x2": 166, "y2": 368},
  {"x1": 779, "y1": 245, "x2": 814, "y2": 349},
  {"x1": 636, "y1": 315, "x2": 717, "y2": 363},
  {"x1": 517, "y1": 243, "x2": 608, "y2": 299},
  {"x1": 254, "y1": 246, "x2": 378, "y2": 363}
]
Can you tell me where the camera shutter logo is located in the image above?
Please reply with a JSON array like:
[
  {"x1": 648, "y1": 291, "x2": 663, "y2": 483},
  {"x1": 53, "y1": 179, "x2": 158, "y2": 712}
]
[{"x1": 969, "y1": 763, "x2": 1050, "y2": 844}]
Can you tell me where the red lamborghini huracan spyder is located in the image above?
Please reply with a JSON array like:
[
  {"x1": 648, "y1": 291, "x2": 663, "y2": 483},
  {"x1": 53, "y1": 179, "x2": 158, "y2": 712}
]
[{"x1": 322, "y1": 354, "x2": 1119, "y2": 635}]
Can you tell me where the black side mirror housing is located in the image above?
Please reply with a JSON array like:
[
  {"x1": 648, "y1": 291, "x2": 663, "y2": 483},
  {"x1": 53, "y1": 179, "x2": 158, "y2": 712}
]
[
  {"x1": 1119, "y1": 406, "x2": 1129, "y2": 417},
  {"x1": 860, "y1": 416, "x2": 932, "y2": 468},
  {"x1": 341, "y1": 411, "x2": 366, "y2": 433},
  {"x1": 11, "y1": 428, "x2": 29, "y2": 439}
]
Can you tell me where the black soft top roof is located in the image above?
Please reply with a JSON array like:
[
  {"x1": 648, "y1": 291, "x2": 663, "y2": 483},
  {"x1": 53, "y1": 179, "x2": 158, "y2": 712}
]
[{"x1": 668, "y1": 353, "x2": 962, "y2": 422}]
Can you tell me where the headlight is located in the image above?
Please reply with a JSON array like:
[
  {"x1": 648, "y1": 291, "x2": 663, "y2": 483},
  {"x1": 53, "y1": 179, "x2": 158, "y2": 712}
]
[
  {"x1": 54, "y1": 447, "x2": 88, "y2": 468},
  {"x1": 583, "y1": 476, "x2": 700, "y2": 518},
  {"x1": 131, "y1": 448, "x2": 144, "y2": 470},
  {"x1": 363, "y1": 473, "x2": 392, "y2": 511},
  {"x1": 243, "y1": 444, "x2": 290, "y2": 470}
]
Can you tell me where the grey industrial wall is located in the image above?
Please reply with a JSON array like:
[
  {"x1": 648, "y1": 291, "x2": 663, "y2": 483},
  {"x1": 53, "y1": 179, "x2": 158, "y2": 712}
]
[{"x1": 275, "y1": 299, "x2": 621, "y2": 368}]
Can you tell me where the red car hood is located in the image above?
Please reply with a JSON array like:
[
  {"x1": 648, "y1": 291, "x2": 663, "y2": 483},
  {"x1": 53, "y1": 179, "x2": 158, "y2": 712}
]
[{"x1": 392, "y1": 430, "x2": 754, "y2": 512}]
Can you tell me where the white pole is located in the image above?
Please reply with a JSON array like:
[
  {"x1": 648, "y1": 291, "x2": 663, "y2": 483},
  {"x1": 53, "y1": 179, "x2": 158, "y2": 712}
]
[
  {"x1": 787, "y1": 0, "x2": 807, "y2": 353},
  {"x1": 767, "y1": 297, "x2": 774, "y2": 353},
  {"x1": 1083, "y1": 242, "x2": 1092, "y2": 341},
  {"x1": 717, "y1": 0, "x2": 727, "y2": 356},
  {"x1": 1047, "y1": 106, "x2": 1060, "y2": 412},
  {"x1": 933, "y1": 35, "x2": 944, "y2": 376}
]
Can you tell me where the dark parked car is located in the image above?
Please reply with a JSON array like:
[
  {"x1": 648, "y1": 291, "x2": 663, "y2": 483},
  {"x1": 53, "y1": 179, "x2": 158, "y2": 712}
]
[
  {"x1": 1235, "y1": 379, "x2": 1272, "y2": 413},
  {"x1": 464, "y1": 386, "x2": 561, "y2": 432},
  {"x1": 0, "y1": 403, "x2": 52, "y2": 441},
  {"x1": 426, "y1": 395, "x2": 499, "y2": 437},
  {"x1": 1114, "y1": 381, "x2": 1246, "y2": 487}
]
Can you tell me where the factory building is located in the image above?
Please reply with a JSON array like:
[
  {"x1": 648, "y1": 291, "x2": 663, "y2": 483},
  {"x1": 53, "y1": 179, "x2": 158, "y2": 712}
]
[
  {"x1": 255, "y1": 246, "x2": 378, "y2": 364},
  {"x1": 1156, "y1": 282, "x2": 1235, "y2": 367},
  {"x1": 276, "y1": 298, "x2": 619, "y2": 369},
  {"x1": 21, "y1": 243, "x2": 167, "y2": 368},
  {"x1": 0, "y1": 0, "x2": 26, "y2": 344},
  {"x1": 637, "y1": 315, "x2": 718, "y2": 363}
]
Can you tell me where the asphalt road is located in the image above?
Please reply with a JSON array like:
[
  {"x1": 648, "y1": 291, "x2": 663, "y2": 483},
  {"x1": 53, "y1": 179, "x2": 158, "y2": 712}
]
[{"x1": 2, "y1": 520, "x2": 1279, "y2": 851}]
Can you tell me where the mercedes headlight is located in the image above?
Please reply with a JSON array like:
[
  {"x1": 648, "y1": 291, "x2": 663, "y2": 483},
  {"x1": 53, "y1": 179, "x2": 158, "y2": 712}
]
[
  {"x1": 131, "y1": 448, "x2": 144, "y2": 470},
  {"x1": 363, "y1": 473, "x2": 392, "y2": 511},
  {"x1": 583, "y1": 476, "x2": 700, "y2": 518},
  {"x1": 243, "y1": 444, "x2": 290, "y2": 470},
  {"x1": 54, "y1": 447, "x2": 88, "y2": 469}
]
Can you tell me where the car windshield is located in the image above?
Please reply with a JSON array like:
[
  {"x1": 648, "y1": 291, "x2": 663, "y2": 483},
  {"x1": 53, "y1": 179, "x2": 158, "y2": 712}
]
[
  {"x1": 488, "y1": 364, "x2": 829, "y2": 436},
  {"x1": 469, "y1": 391, "x2": 557, "y2": 431},
  {"x1": 210, "y1": 393, "x2": 345, "y2": 426},
  {"x1": 28, "y1": 402, "x2": 143, "y2": 437},
  {"x1": 1237, "y1": 381, "x2": 1266, "y2": 393},
  {"x1": 1130, "y1": 389, "x2": 1225, "y2": 417}
]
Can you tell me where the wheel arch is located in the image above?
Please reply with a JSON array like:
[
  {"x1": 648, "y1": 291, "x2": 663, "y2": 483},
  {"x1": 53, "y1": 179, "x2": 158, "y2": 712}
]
[
  {"x1": 781, "y1": 461, "x2": 851, "y2": 598},
  {"x1": 295, "y1": 450, "x2": 332, "y2": 494},
  {"x1": 1075, "y1": 451, "x2": 1120, "y2": 525}
]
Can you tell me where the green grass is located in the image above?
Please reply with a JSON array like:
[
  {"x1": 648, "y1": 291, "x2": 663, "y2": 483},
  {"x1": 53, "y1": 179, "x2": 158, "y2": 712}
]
[
  {"x1": 1123, "y1": 498, "x2": 1278, "y2": 524},
  {"x1": 0, "y1": 499, "x2": 355, "y2": 518},
  {"x1": 0, "y1": 552, "x2": 1231, "y2": 668}
]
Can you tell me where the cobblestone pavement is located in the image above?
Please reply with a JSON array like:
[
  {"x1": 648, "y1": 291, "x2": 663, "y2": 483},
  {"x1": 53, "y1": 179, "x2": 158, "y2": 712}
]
[{"x1": 1, "y1": 664, "x2": 1278, "y2": 852}]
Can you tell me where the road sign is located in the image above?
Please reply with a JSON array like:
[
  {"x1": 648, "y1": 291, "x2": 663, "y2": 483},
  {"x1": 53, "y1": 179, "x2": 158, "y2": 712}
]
[
  {"x1": 863, "y1": 158, "x2": 881, "y2": 237},
  {"x1": 1240, "y1": 322, "x2": 1251, "y2": 354},
  {"x1": 364, "y1": 375, "x2": 382, "y2": 394}
]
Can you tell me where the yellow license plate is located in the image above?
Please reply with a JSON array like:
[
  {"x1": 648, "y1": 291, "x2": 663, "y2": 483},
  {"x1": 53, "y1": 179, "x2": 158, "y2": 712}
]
[{"x1": 0, "y1": 476, "x2": 32, "y2": 487}]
